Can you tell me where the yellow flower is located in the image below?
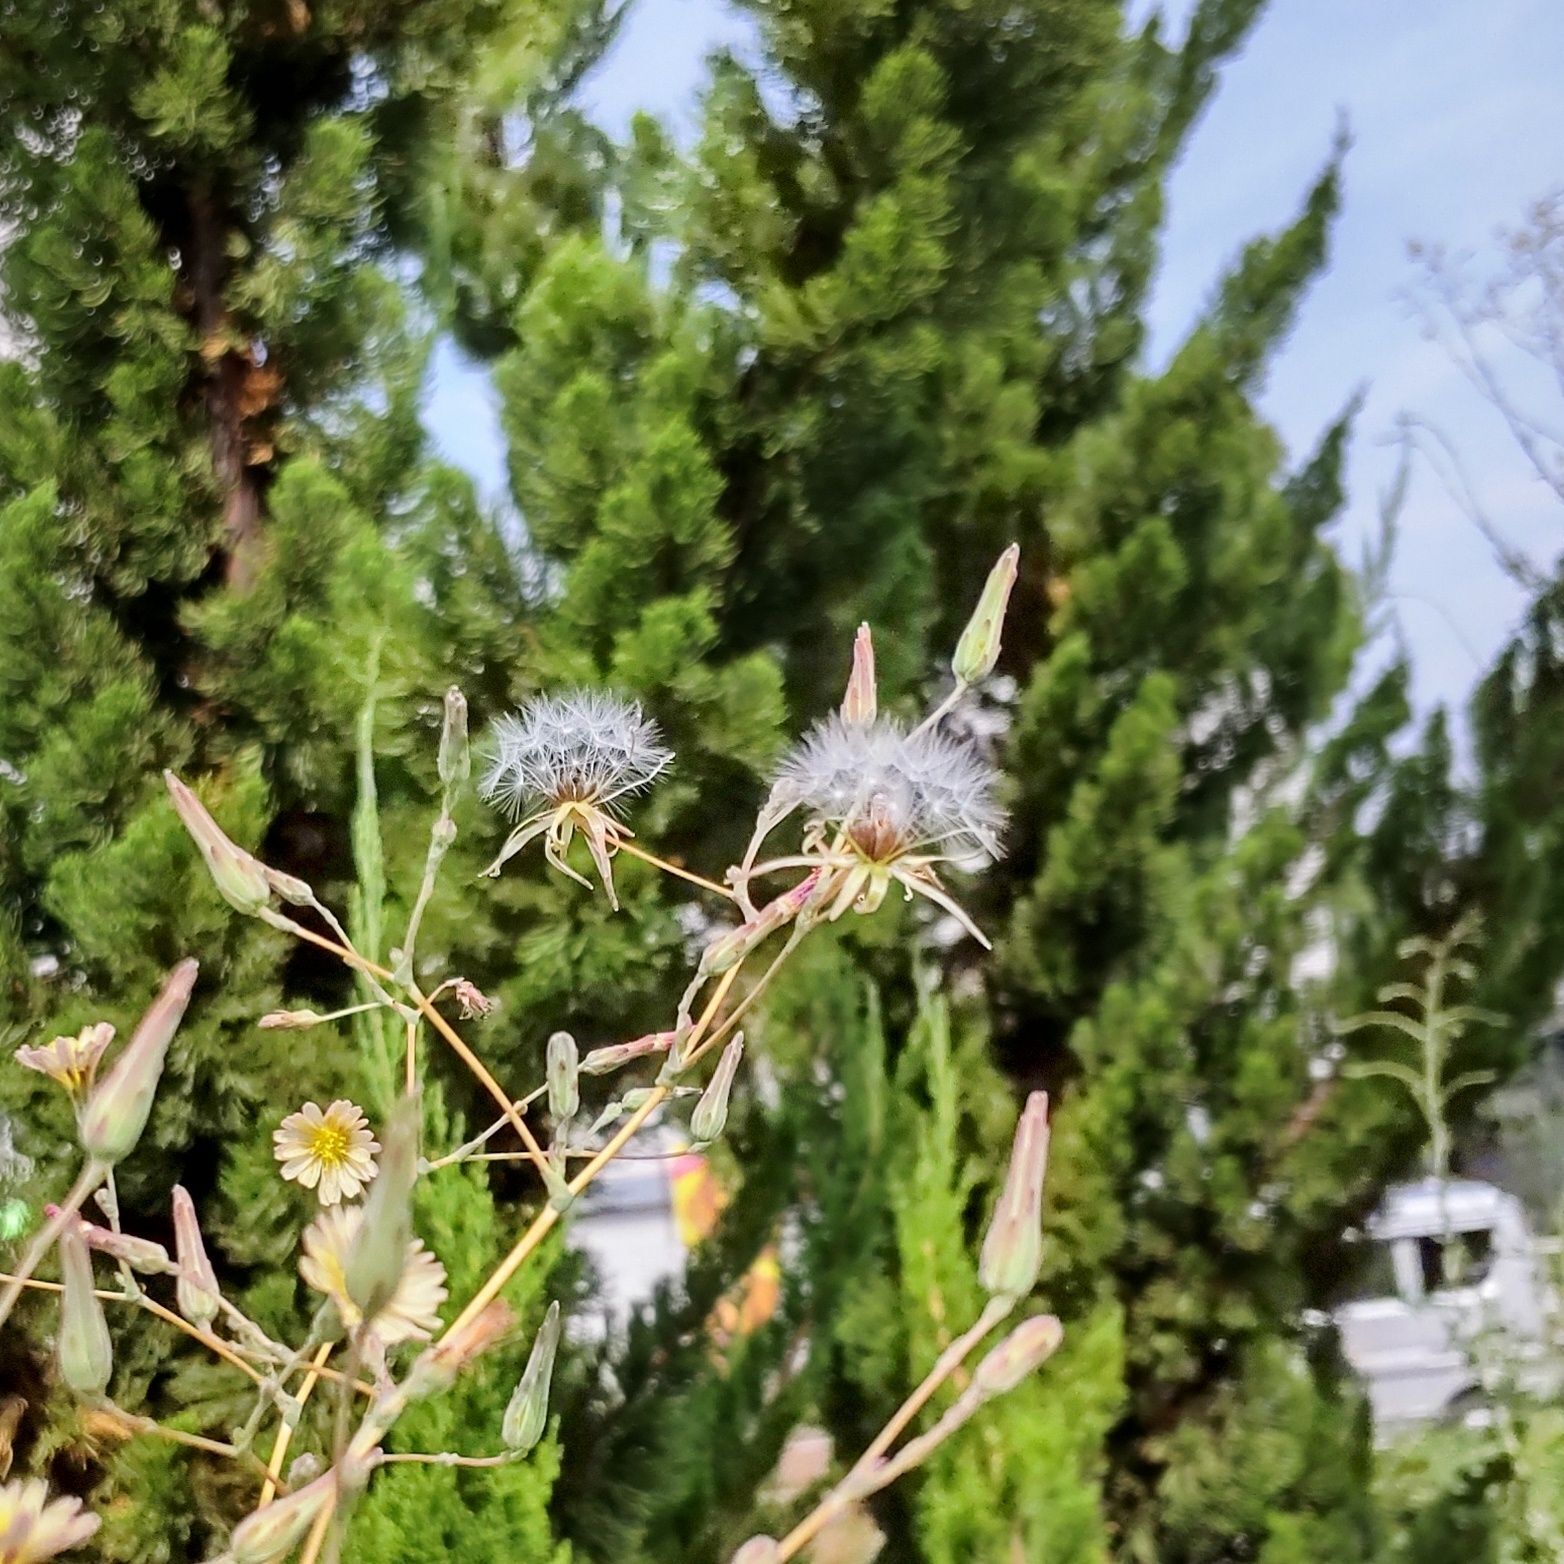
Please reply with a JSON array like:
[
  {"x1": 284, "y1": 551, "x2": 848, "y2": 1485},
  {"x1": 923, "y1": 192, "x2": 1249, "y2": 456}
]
[
  {"x1": 299, "y1": 1204, "x2": 447, "y2": 1347},
  {"x1": 273, "y1": 1100, "x2": 380, "y2": 1205},
  {"x1": 0, "y1": 1478, "x2": 100, "y2": 1562},
  {"x1": 13, "y1": 1024, "x2": 113, "y2": 1100}
]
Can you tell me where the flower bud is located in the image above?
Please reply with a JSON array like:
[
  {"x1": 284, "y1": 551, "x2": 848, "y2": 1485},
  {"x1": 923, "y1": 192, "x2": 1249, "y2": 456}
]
[
  {"x1": 700, "y1": 872, "x2": 823, "y2": 976},
  {"x1": 58, "y1": 1223, "x2": 113, "y2": 1396},
  {"x1": 691, "y1": 1038, "x2": 744, "y2": 1145},
  {"x1": 344, "y1": 1096, "x2": 418, "y2": 1325},
  {"x1": 547, "y1": 1031, "x2": 579, "y2": 1123},
  {"x1": 502, "y1": 1301, "x2": 562, "y2": 1453},
  {"x1": 414, "y1": 1299, "x2": 516, "y2": 1399},
  {"x1": 952, "y1": 543, "x2": 1020, "y2": 687},
  {"x1": 840, "y1": 623, "x2": 877, "y2": 726},
  {"x1": 581, "y1": 1032, "x2": 675, "y2": 1075},
  {"x1": 971, "y1": 1314, "x2": 1063, "y2": 1397},
  {"x1": 228, "y1": 1471, "x2": 335, "y2": 1563},
  {"x1": 729, "y1": 1539, "x2": 781, "y2": 1564},
  {"x1": 163, "y1": 772, "x2": 271, "y2": 916},
  {"x1": 172, "y1": 1185, "x2": 221, "y2": 1327},
  {"x1": 258, "y1": 1009, "x2": 323, "y2": 1031},
  {"x1": 439, "y1": 686, "x2": 471, "y2": 793},
  {"x1": 78, "y1": 960, "x2": 198, "y2": 1166},
  {"x1": 977, "y1": 1091, "x2": 1049, "y2": 1301},
  {"x1": 262, "y1": 866, "x2": 315, "y2": 906},
  {"x1": 56, "y1": 1211, "x2": 171, "y2": 1276}
]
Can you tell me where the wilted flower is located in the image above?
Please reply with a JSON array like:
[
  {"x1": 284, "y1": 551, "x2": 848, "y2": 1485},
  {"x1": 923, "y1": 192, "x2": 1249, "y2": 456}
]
[
  {"x1": 257, "y1": 1009, "x2": 323, "y2": 1031},
  {"x1": 273, "y1": 1100, "x2": 380, "y2": 1206},
  {"x1": 971, "y1": 1313, "x2": 1064, "y2": 1396},
  {"x1": 478, "y1": 690, "x2": 672, "y2": 909},
  {"x1": 0, "y1": 1477, "x2": 100, "y2": 1561},
  {"x1": 690, "y1": 1038, "x2": 744, "y2": 1144},
  {"x1": 452, "y1": 979, "x2": 494, "y2": 1020},
  {"x1": 226, "y1": 1471, "x2": 335, "y2": 1564},
  {"x1": 840, "y1": 623, "x2": 877, "y2": 727},
  {"x1": 755, "y1": 716, "x2": 1005, "y2": 946},
  {"x1": 952, "y1": 542, "x2": 1019, "y2": 687},
  {"x1": 977, "y1": 1091, "x2": 1050, "y2": 1300},
  {"x1": 54, "y1": 1211, "x2": 170, "y2": 1276},
  {"x1": 299, "y1": 1205, "x2": 447, "y2": 1347},
  {"x1": 14, "y1": 1025, "x2": 113, "y2": 1101}
]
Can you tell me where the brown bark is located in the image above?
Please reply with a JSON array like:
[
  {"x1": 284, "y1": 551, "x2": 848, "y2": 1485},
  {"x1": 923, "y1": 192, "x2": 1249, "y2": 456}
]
[{"x1": 186, "y1": 186, "x2": 270, "y2": 591}]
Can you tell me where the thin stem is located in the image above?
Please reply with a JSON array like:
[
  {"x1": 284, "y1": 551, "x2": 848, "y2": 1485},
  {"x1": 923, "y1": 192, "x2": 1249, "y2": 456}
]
[
  {"x1": 277, "y1": 922, "x2": 549, "y2": 1179},
  {"x1": 0, "y1": 1159, "x2": 107, "y2": 1327},
  {"x1": 374, "y1": 1450, "x2": 518, "y2": 1469},
  {"x1": 404, "y1": 1015, "x2": 418, "y2": 1098},
  {"x1": 911, "y1": 682, "x2": 966, "y2": 738},
  {"x1": 419, "y1": 1085, "x2": 548, "y2": 1172},
  {"x1": 260, "y1": 1342, "x2": 333, "y2": 1506},
  {"x1": 438, "y1": 966, "x2": 742, "y2": 1346},
  {"x1": 849, "y1": 1296, "x2": 1011, "y2": 1479},
  {"x1": 407, "y1": 980, "x2": 550, "y2": 1176},
  {"x1": 298, "y1": 1493, "x2": 336, "y2": 1564},
  {"x1": 614, "y1": 838, "x2": 736, "y2": 900}
]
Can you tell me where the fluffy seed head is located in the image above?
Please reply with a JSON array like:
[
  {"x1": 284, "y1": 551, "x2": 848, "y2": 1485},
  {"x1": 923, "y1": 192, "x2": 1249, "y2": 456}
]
[
  {"x1": 479, "y1": 691, "x2": 672, "y2": 818},
  {"x1": 775, "y1": 716, "x2": 1004, "y2": 863}
]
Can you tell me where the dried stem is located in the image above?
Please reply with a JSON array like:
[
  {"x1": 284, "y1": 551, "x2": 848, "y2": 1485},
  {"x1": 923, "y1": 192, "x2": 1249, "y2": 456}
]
[
  {"x1": 614, "y1": 838, "x2": 735, "y2": 900},
  {"x1": 260, "y1": 1341, "x2": 333, "y2": 1506}
]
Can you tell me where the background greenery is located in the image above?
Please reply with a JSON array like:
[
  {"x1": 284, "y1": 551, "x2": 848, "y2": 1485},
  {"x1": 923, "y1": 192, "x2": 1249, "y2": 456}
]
[{"x1": 3, "y1": 0, "x2": 1563, "y2": 1559}]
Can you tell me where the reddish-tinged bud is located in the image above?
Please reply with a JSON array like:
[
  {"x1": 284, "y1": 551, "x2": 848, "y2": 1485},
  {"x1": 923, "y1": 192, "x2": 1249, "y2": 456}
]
[
  {"x1": 840, "y1": 623, "x2": 877, "y2": 726},
  {"x1": 172, "y1": 1185, "x2": 221, "y2": 1327},
  {"x1": 952, "y1": 543, "x2": 1020, "y2": 686},
  {"x1": 729, "y1": 1539, "x2": 780, "y2": 1564},
  {"x1": 977, "y1": 1091, "x2": 1049, "y2": 1301},
  {"x1": 691, "y1": 1038, "x2": 744, "y2": 1144},
  {"x1": 502, "y1": 1300, "x2": 562, "y2": 1453},
  {"x1": 163, "y1": 772, "x2": 271, "y2": 915},
  {"x1": 228, "y1": 1472, "x2": 335, "y2": 1563},
  {"x1": 79, "y1": 961, "x2": 198, "y2": 1166},
  {"x1": 701, "y1": 872, "x2": 823, "y2": 976},
  {"x1": 52, "y1": 1210, "x2": 171, "y2": 1275},
  {"x1": 258, "y1": 1009, "x2": 323, "y2": 1031},
  {"x1": 972, "y1": 1314, "x2": 1063, "y2": 1396},
  {"x1": 58, "y1": 1223, "x2": 113, "y2": 1396},
  {"x1": 581, "y1": 1032, "x2": 675, "y2": 1075}
]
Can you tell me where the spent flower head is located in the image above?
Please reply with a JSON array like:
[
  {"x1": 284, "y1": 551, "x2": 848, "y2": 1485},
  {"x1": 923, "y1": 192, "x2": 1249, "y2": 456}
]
[
  {"x1": 273, "y1": 1100, "x2": 380, "y2": 1206},
  {"x1": 478, "y1": 690, "x2": 672, "y2": 908},
  {"x1": 0, "y1": 1478, "x2": 100, "y2": 1562},
  {"x1": 752, "y1": 715, "x2": 1005, "y2": 946},
  {"x1": 13, "y1": 1024, "x2": 113, "y2": 1101},
  {"x1": 299, "y1": 1204, "x2": 447, "y2": 1347}
]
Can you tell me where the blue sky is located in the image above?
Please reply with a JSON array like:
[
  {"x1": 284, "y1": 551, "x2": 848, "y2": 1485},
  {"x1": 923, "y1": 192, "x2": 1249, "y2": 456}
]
[{"x1": 424, "y1": 0, "x2": 1564, "y2": 716}]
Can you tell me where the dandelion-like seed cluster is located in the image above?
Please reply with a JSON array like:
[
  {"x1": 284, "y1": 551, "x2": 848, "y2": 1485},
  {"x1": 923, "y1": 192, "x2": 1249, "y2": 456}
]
[
  {"x1": 480, "y1": 690, "x2": 672, "y2": 817},
  {"x1": 776, "y1": 715, "x2": 1005, "y2": 864}
]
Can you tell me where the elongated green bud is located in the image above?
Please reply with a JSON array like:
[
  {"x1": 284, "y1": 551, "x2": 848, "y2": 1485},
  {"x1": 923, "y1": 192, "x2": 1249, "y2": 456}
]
[
  {"x1": 58, "y1": 1223, "x2": 112, "y2": 1396},
  {"x1": 729, "y1": 1540, "x2": 781, "y2": 1564},
  {"x1": 691, "y1": 1038, "x2": 744, "y2": 1145},
  {"x1": 972, "y1": 1313, "x2": 1063, "y2": 1396},
  {"x1": 502, "y1": 1301, "x2": 562, "y2": 1453},
  {"x1": 79, "y1": 960, "x2": 198, "y2": 1166},
  {"x1": 345, "y1": 1096, "x2": 418, "y2": 1325},
  {"x1": 164, "y1": 772, "x2": 271, "y2": 915},
  {"x1": 547, "y1": 1031, "x2": 579, "y2": 1122},
  {"x1": 840, "y1": 623, "x2": 877, "y2": 726},
  {"x1": 439, "y1": 686, "x2": 471, "y2": 793},
  {"x1": 172, "y1": 1184, "x2": 221, "y2": 1327},
  {"x1": 977, "y1": 1091, "x2": 1049, "y2": 1300},
  {"x1": 228, "y1": 1472, "x2": 336, "y2": 1563},
  {"x1": 952, "y1": 543, "x2": 1020, "y2": 686}
]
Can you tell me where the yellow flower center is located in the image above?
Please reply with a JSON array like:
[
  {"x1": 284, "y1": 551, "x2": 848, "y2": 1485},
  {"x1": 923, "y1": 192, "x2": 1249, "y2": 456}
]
[{"x1": 307, "y1": 1122, "x2": 353, "y2": 1168}]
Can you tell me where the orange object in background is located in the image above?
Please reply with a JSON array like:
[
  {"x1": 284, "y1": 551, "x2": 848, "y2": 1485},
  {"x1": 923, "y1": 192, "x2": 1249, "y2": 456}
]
[{"x1": 669, "y1": 1149, "x2": 782, "y2": 1340}]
